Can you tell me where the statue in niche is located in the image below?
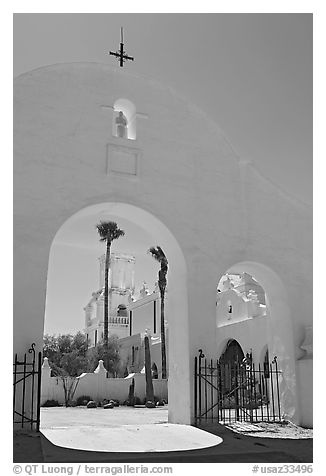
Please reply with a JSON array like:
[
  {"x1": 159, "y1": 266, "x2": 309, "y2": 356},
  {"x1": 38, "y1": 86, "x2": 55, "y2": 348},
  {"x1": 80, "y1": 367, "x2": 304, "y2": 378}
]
[{"x1": 116, "y1": 111, "x2": 128, "y2": 138}]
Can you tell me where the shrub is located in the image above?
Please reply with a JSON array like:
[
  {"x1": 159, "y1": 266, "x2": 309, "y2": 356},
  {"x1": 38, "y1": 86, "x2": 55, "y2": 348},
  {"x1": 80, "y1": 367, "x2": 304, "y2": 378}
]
[
  {"x1": 76, "y1": 395, "x2": 92, "y2": 406},
  {"x1": 109, "y1": 399, "x2": 119, "y2": 407},
  {"x1": 42, "y1": 399, "x2": 59, "y2": 407},
  {"x1": 104, "y1": 402, "x2": 114, "y2": 409},
  {"x1": 86, "y1": 400, "x2": 97, "y2": 408},
  {"x1": 146, "y1": 401, "x2": 156, "y2": 408}
]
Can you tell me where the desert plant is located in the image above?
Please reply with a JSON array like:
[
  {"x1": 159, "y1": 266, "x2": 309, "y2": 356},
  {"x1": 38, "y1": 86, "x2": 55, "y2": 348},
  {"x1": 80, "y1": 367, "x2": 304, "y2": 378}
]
[
  {"x1": 42, "y1": 399, "x2": 59, "y2": 407},
  {"x1": 86, "y1": 400, "x2": 97, "y2": 408},
  {"x1": 76, "y1": 395, "x2": 92, "y2": 406},
  {"x1": 127, "y1": 377, "x2": 135, "y2": 406},
  {"x1": 60, "y1": 376, "x2": 80, "y2": 407},
  {"x1": 144, "y1": 335, "x2": 154, "y2": 404}
]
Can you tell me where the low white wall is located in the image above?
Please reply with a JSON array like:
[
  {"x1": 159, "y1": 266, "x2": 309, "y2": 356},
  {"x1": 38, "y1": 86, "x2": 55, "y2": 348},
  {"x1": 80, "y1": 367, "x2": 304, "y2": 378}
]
[
  {"x1": 296, "y1": 359, "x2": 313, "y2": 428},
  {"x1": 41, "y1": 358, "x2": 168, "y2": 405}
]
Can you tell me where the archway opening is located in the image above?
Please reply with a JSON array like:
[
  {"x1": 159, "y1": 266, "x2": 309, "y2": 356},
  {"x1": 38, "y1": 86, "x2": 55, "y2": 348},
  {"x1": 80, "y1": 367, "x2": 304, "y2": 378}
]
[
  {"x1": 41, "y1": 202, "x2": 190, "y2": 439},
  {"x1": 216, "y1": 261, "x2": 298, "y2": 423}
]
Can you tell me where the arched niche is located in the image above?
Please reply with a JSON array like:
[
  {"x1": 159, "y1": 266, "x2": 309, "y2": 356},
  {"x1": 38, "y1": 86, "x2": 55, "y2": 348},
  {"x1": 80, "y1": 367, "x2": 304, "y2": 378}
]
[{"x1": 113, "y1": 98, "x2": 137, "y2": 140}]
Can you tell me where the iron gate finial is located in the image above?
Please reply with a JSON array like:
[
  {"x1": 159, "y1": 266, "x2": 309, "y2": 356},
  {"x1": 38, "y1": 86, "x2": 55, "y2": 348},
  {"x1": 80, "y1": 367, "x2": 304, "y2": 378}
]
[{"x1": 198, "y1": 349, "x2": 205, "y2": 359}]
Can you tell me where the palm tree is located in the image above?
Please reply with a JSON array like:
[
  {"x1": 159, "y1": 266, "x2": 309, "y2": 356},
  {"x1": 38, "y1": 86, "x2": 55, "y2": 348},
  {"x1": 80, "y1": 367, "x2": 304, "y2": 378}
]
[
  {"x1": 96, "y1": 221, "x2": 125, "y2": 368},
  {"x1": 148, "y1": 246, "x2": 168, "y2": 379}
]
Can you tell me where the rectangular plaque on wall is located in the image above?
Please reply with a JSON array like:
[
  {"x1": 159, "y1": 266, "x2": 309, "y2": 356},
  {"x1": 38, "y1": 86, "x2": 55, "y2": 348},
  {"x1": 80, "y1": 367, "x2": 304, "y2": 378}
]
[{"x1": 106, "y1": 143, "x2": 140, "y2": 176}]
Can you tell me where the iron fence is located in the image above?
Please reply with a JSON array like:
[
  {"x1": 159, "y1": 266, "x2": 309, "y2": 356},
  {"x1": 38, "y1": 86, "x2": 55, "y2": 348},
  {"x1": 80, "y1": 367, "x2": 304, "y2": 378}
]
[
  {"x1": 13, "y1": 343, "x2": 42, "y2": 431},
  {"x1": 194, "y1": 349, "x2": 282, "y2": 425}
]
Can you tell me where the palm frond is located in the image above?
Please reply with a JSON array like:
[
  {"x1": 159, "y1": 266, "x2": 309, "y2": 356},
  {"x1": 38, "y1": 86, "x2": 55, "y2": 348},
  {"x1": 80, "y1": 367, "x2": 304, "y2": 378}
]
[
  {"x1": 148, "y1": 246, "x2": 161, "y2": 262},
  {"x1": 96, "y1": 221, "x2": 125, "y2": 242},
  {"x1": 148, "y1": 246, "x2": 168, "y2": 265},
  {"x1": 156, "y1": 246, "x2": 167, "y2": 260}
]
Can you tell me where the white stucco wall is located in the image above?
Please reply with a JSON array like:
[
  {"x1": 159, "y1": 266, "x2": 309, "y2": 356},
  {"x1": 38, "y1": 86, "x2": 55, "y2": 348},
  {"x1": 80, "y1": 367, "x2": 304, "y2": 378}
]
[
  {"x1": 296, "y1": 359, "x2": 313, "y2": 428},
  {"x1": 14, "y1": 63, "x2": 312, "y2": 426},
  {"x1": 41, "y1": 359, "x2": 168, "y2": 406},
  {"x1": 129, "y1": 293, "x2": 160, "y2": 336}
]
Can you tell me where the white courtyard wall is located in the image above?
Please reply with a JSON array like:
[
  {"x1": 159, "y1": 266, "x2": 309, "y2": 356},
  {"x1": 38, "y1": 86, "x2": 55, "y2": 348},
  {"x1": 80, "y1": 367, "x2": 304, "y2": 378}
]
[
  {"x1": 41, "y1": 359, "x2": 167, "y2": 405},
  {"x1": 14, "y1": 63, "x2": 312, "y2": 426}
]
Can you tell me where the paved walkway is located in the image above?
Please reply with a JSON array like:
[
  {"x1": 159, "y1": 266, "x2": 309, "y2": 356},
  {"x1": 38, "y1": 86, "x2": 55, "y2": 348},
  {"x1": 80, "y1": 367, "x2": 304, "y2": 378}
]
[
  {"x1": 40, "y1": 406, "x2": 169, "y2": 428},
  {"x1": 13, "y1": 407, "x2": 312, "y2": 463}
]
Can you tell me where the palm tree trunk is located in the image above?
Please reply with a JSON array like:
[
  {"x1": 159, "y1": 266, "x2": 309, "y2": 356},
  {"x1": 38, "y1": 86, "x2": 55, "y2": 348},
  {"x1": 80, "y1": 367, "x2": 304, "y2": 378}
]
[
  {"x1": 160, "y1": 293, "x2": 167, "y2": 379},
  {"x1": 104, "y1": 240, "x2": 111, "y2": 367}
]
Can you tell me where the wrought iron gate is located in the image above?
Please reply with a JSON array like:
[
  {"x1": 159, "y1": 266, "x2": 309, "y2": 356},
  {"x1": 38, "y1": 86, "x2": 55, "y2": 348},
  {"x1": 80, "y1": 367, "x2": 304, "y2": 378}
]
[
  {"x1": 194, "y1": 349, "x2": 282, "y2": 425},
  {"x1": 13, "y1": 343, "x2": 42, "y2": 431}
]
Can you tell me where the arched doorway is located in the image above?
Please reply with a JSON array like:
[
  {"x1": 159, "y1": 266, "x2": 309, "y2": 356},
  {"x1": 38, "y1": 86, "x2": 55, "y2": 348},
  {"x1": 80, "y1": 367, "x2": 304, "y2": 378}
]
[
  {"x1": 218, "y1": 339, "x2": 245, "y2": 398},
  {"x1": 220, "y1": 339, "x2": 244, "y2": 365},
  {"x1": 151, "y1": 363, "x2": 158, "y2": 379}
]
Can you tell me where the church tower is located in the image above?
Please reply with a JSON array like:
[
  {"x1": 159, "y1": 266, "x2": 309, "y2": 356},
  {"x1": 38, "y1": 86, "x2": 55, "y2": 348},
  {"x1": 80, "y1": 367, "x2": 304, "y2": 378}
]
[{"x1": 84, "y1": 253, "x2": 135, "y2": 346}]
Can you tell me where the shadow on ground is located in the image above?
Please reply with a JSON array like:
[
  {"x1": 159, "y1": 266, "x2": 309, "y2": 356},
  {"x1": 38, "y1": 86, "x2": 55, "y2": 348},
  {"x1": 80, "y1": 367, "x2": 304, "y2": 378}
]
[{"x1": 13, "y1": 424, "x2": 312, "y2": 463}]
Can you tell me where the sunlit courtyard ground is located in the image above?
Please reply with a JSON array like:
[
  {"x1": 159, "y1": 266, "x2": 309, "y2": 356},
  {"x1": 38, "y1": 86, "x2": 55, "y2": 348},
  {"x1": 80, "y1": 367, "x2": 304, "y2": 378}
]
[
  {"x1": 40, "y1": 405, "x2": 168, "y2": 429},
  {"x1": 39, "y1": 405, "x2": 223, "y2": 453}
]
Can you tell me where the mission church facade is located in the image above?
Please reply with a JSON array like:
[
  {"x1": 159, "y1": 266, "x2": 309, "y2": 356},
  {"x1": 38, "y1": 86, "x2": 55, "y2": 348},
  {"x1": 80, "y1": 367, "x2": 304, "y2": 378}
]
[
  {"x1": 83, "y1": 250, "x2": 271, "y2": 381},
  {"x1": 83, "y1": 252, "x2": 164, "y2": 377},
  {"x1": 14, "y1": 62, "x2": 312, "y2": 427}
]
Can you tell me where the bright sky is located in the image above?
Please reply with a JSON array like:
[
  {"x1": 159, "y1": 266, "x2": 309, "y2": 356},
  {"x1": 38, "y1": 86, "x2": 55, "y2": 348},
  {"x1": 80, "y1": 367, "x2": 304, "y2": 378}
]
[
  {"x1": 45, "y1": 214, "x2": 159, "y2": 335},
  {"x1": 12, "y1": 11, "x2": 313, "y2": 336},
  {"x1": 13, "y1": 12, "x2": 312, "y2": 205}
]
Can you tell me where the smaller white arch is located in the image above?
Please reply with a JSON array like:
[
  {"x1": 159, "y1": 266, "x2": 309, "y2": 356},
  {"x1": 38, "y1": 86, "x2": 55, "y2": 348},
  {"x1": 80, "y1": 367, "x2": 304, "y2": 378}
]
[
  {"x1": 225, "y1": 261, "x2": 299, "y2": 423},
  {"x1": 113, "y1": 98, "x2": 137, "y2": 140}
]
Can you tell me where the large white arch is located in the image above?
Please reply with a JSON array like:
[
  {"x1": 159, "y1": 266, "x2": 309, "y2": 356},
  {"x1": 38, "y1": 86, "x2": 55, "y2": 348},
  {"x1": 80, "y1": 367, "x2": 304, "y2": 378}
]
[
  {"x1": 14, "y1": 62, "x2": 311, "y2": 428},
  {"x1": 46, "y1": 202, "x2": 190, "y2": 424}
]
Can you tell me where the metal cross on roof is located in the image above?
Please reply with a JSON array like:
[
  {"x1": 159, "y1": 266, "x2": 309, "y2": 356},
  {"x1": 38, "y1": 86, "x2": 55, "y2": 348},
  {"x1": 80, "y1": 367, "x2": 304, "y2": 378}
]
[{"x1": 109, "y1": 27, "x2": 134, "y2": 67}]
